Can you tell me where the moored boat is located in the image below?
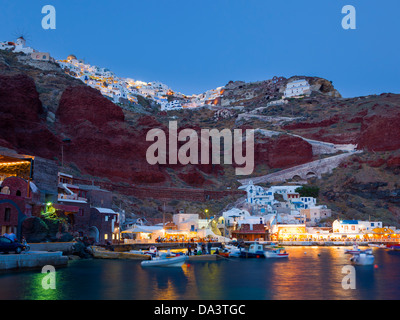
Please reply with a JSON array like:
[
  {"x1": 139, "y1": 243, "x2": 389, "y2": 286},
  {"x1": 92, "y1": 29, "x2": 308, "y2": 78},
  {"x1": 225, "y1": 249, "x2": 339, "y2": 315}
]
[
  {"x1": 223, "y1": 244, "x2": 242, "y2": 258},
  {"x1": 240, "y1": 243, "x2": 266, "y2": 258},
  {"x1": 218, "y1": 249, "x2": 230, "y2": 258},
  {"x1": 368, "y1": 243, "x2": 387, "y2": 248},
  {"x1": 91, "y1": 246, "x2": 151, "y2": 260},
  {"x1": 264, "y1": 248, "x2": 289, "y2": 258},
  {"x1": 345, "y1": 244, "x2": 362, "y2": 254},
  {"x1": 141, "y1": 254, "x2": 188, "y2": 267},
  {"x1": 349, "y1": 249, "x2": 375, "y2": 265}
]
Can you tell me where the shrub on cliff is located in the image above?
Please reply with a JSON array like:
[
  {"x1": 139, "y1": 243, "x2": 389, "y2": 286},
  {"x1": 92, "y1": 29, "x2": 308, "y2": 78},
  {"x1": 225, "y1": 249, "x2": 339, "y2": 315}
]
[{"x1": 296, "y1": 185, "x2": 320, "y2": 198}]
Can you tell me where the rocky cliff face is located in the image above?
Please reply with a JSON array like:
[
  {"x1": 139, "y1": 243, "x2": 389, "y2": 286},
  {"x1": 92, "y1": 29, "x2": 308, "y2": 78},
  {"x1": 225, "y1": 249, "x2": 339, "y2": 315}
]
[
  {"x1": 219, "y1": 76, "x2": 341, "y2": 110},
  {"x1": 0, "y1": 73, "x2": 60, "y2": 158}
]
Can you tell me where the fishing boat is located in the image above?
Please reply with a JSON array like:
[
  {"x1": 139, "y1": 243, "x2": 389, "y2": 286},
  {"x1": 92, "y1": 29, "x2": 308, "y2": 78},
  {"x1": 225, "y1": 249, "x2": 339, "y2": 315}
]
[
  {"x1": 141, "y1": 253, "x2": 188, "y2": 268},
  {"x1": 240, "y1": 243, "x2": 266, "y2": 258},
  {"x1": 91, "y1": 246, "x2": 151, "y2": 260},
  {"x1": 349, "y1": 249, "x2": 375, "y2": 265},
  {"x1": 218, "y1": 248, "x2": 231, "y2": 258},
  {"x1": 264, "y1": 248, "x2": 289, "y2": 258},
  {"x1": 368, "y1": 243, "x2": 387, "y2": 248},
  {"x1": 387, "y1": 244, "x2": 400, "y2": 251},
  {"x1": 264, "y1": 242, "x2": 284, "y2": 249},
  {"x1": 223, "y1": 244, "x2": 242, "y2": 258},
  {"x1": 345, "y1": 244, "x2": 362, "y2": 254},
  {"x1": 130, "y1": 245, "x2": 158, "y2": 256}
]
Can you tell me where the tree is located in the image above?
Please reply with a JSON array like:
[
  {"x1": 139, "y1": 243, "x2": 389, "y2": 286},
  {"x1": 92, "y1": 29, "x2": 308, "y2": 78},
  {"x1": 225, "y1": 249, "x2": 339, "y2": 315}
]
[{"x1": 295, "y1": 186, "x2": 320, "y2": 198}]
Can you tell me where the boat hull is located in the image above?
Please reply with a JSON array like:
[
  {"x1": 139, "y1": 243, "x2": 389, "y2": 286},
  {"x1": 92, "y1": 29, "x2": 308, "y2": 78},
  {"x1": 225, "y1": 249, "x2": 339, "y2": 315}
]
[
  {"x1": 350, "y1": 254, "x2": 375, "y2": 265},
  {"x1": 264, "y1": 252, "x2": 289, "y2": 258},
  {"x1": 141, "y1": 255, "x2": 188, "y2": 267},
  {"x1": 240, "y1": 251, "x2": 265, "y2": 258}
]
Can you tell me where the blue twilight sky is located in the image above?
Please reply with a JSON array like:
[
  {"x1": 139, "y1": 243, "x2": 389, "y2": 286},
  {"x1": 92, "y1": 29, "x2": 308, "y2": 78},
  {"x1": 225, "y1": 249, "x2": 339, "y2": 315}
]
[{"x1": 0, "y1": 0, "x2": 399, "y2": 98}]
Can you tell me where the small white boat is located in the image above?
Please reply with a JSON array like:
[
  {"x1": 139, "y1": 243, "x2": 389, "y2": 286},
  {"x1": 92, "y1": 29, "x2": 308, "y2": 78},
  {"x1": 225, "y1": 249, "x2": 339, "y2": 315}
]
[
  {"x1": 141, "y1": 253, "x2": 188, "y2": 268},
  {"x1": 223, "y1": 245, "x2": 242, "y2": 258},
  {"x1": 129, "y1": 249, "x2": 145, "y2": 254},
  {"x1": 345, "y1": 244, "x2": 362, "y2": 254},
  {"x1": 368, "y1": 243, "x2": 386, "y2": 248},
  {"x1": 240, "y1": 243, "x2": 289, "y2": 259},
  {"x1": 130, "y1": 246, "x2": 158, "y2": 256},
  {"x1": 264, "y1": 248, "x2": 289, "y2": 258},
  {"x1": 350, "y1": 249, "x2": 375, "y2": 265}
]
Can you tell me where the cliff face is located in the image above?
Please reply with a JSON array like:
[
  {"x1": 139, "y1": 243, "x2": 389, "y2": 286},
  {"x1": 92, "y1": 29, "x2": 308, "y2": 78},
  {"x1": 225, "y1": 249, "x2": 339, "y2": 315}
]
[
  {"x1": 0, "y1": 73, "x2": 59, "y2": 159},
  {"x1": 254, "y1": 135, "x2": 313, "y2": 169},
  {"x1": 358, "y1": 111, "x2": 400, "y2": 152}
]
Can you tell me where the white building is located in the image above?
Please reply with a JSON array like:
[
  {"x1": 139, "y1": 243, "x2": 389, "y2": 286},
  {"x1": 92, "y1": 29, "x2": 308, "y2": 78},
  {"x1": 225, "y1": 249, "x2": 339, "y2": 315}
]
[
  {"x1": 13, "y1": 37, "x2": 35, "y2": 54},
  {"x1": 301, "y1": 206, "x2": 331, "y2": 225},
  {"x1": 162, "y1": 100, "x2": 183, "y2": 111},
  {"x1": 173, "y1": 213, "x2": 199, "y2": 232},
  {"x1": 332, "y1": 220, "x2": 383, "y2": 234},
  {"x1": 0, "y1": 41, "x2": 15, "y2": 51},
  {"x1": 284, "y1": 79, "x2": 311, "y2": 98},
  {"x1": 221, "y1": 208, "x2": 251, "y2": 227}
]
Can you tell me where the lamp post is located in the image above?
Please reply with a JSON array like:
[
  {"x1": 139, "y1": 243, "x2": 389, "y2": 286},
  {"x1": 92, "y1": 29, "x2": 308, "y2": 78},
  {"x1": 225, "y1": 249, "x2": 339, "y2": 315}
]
[
  {"x1": 61, "y1": 138, "x2": 71, "y2": 168},
  {"x1": 163, "y1": 201, "x2": 166, "y2": 229}
]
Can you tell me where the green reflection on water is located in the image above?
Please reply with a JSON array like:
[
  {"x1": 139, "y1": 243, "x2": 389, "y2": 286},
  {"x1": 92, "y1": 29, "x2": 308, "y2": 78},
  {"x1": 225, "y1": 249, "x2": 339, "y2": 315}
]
[{"x1": 23, "y1": 271, "x2": 63, "y2": 300}]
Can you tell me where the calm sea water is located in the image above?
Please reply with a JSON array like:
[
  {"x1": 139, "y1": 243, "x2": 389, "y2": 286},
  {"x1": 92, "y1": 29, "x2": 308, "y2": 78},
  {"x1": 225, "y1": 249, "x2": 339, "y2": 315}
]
[{"x1": 0, "y1": 247, "x2": 399, "y2": 300}]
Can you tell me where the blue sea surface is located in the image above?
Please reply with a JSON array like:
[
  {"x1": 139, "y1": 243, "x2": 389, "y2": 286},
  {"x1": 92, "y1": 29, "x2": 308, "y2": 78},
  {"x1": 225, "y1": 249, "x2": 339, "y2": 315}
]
[{"x1": 0, "y1": 247, "x2": 399, "y2": 300}]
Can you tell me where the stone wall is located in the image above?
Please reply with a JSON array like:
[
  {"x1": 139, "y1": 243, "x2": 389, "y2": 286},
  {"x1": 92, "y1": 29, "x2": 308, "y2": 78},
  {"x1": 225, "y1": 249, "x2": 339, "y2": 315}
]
[{"x1": 73, "y1": 177, "x2": 245, "y2": 202}]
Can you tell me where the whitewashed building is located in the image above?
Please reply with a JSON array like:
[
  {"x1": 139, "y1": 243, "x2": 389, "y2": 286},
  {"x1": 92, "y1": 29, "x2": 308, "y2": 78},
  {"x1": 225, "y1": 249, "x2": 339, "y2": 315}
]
[
  {"x1": 173, "y1": 213, "x2": 199, "y2": 232},
  {"x1": 161, "y1": 100, "x2": 183, "y2": 111},
  {"x1": 221, "y1": 208, "x2": 251, "y2": 227},
  {"x1": 332, "y1": 220, "x2": 383, "y2": 234},
  {"x1": 301, "y1": 206, "x2": 332, "y2": 225},
  {"x1": 284, "y1": 79, "x2": 311, "y2": 98},
  {"x1": 13, "y1": 37, "x2": 35, "y2": 54}
]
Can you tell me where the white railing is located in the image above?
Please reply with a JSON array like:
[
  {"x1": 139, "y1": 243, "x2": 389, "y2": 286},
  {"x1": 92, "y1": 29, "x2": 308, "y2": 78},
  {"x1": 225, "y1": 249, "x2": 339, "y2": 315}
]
[{"x1": 58, "y1": 194, "x2": 87, "y2": 201}]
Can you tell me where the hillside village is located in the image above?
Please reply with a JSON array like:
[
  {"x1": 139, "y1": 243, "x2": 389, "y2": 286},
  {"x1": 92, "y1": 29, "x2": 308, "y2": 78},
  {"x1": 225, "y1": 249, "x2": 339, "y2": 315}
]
[
  {"x1": 1, "y1": 37, "x2": 316, "y2": 112},
  {"x1": 0, "y1": 37, "x2": 399, "y2": 245}
]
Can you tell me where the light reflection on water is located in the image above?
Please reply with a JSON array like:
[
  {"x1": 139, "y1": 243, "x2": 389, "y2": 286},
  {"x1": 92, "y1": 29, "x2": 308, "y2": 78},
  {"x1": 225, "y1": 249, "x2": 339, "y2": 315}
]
[{"x1": 0, "y1": 247, "x2": 399, "y2": 300}]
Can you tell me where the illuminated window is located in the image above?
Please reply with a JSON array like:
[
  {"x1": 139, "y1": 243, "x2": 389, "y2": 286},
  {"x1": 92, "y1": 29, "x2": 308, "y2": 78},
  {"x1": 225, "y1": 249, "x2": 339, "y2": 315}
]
[{"x1": 104, "y1": 234, "x2": 108, "y2": 240}]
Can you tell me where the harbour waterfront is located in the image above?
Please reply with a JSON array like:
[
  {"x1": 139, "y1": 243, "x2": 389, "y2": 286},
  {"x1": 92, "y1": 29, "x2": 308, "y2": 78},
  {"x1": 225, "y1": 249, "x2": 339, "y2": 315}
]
[{"x1": 0, "y1": 247, "x2": 399, "y2": 300}]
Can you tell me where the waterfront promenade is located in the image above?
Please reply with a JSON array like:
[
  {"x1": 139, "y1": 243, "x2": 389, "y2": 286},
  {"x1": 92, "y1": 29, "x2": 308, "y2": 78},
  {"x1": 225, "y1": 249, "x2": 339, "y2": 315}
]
[{"x1": 0, "y1": 251, "x2": 68, "y2": 271}]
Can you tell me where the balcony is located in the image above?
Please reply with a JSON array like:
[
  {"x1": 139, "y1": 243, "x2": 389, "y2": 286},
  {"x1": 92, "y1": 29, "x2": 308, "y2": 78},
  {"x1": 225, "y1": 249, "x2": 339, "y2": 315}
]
[{"x1": 58, "y1": 194, "x2": 87, "y2": 202}]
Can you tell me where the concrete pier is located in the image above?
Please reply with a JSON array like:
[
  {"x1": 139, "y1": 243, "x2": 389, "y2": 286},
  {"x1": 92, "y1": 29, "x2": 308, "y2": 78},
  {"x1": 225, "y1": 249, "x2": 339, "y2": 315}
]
[{"x1": 0, "y1": 251, "x2": 68, "y2": 271}]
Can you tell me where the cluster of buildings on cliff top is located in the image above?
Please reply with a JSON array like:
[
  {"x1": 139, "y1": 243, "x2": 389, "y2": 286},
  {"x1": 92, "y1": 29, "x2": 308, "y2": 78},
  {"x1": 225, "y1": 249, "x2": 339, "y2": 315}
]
[
  {"x1": 0, "y1": 37, "x2": 312, "y2": 112},
  {"x1": 0, "y1": 37, "x2": 54, "y2": 62},
  {"x1": 57, "y1": 54, "x2": 225, "y2": 111}
]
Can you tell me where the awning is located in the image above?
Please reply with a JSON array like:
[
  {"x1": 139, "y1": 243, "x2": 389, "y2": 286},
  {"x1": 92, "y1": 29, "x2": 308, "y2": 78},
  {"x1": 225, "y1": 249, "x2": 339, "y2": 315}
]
[
  {"x1": 121, "y1": 226, "x2": 164, "y2": 234},
  {"x1": 165, "y1": 230, "x2": 196, "y2": 235}
]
